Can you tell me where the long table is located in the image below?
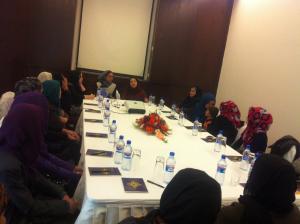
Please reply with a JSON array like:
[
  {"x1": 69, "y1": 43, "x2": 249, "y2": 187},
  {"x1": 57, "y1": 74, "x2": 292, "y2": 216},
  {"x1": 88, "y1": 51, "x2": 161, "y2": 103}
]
[{"x1": 75, "y1": 99, "x2": 300, "y2": 224}]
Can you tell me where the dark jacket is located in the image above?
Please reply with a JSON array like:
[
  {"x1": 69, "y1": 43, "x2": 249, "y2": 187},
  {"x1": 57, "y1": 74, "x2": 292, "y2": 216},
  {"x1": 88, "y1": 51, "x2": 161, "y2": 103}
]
[
  {"x1": 208, "y1": 116, "x2": 238, "y2": 145},
  {"x1": 233, "y1": 133, "x2": 268, "y2": 153},
  {"x1": 0, "y1": 152, "x2": 70, "y2": 224},
  {"x1": 216, "y1": 202, "x2": 300, "y2": 224}
]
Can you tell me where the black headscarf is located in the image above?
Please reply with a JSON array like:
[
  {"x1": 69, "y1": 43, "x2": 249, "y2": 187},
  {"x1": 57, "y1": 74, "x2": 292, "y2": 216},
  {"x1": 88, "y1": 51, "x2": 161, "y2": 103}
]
[
  {"x1": 239, "y1": 154, "x2": 297, "y2": 224},
  {"x1": 160, "y1": 168, "x2": 221, "y2": 224},
  {"x1": 179, "y1": 86, "x2": 202, "y2": 109},
  {"x1": 270, "y1": 135, "x2": 300, "y2": 161},
  {"x1": 69, "y1": 70, "x2": 81, "y2": 90},
  {"x1": 98, "y1": 70, "x2": 113, "y2": 88}
]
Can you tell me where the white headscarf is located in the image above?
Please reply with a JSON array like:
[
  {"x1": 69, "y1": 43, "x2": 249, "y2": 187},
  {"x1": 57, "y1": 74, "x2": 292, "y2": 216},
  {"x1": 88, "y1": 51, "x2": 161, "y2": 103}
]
[
  {"x1": 37, "y1": 71, "x2": 52, "y2": 83},
  {"x1": 0, "y1": 91, "x2": 15, "y2": 120}
]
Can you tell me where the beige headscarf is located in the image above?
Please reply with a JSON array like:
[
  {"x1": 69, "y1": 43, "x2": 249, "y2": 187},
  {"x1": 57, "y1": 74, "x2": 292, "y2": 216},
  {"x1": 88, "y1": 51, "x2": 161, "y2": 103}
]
[
  {"x1": 37, "y1": 71, "x2": 52, "y2": 83},
  {"x1": 0, "y1": 91, "x2": 15, "y2": 120}
]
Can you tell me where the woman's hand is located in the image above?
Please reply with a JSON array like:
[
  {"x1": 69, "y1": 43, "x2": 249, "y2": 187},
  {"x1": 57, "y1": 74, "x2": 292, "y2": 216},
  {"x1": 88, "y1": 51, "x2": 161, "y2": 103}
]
[
  {"x1": 63, "y1": 195, "x2": 79, "y2": 214},
  {"x1": 84, "y1": 94, "x2": 95, "y2": 100},
  {"x1": 73, "y1": 166, "x2": 83, "y2": 175}
]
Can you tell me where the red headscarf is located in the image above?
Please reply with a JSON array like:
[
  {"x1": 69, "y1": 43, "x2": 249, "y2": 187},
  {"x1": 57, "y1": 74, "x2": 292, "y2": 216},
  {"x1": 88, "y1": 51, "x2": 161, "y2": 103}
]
[
  {"x1": 242, "y1": 107, "x2": 273, "y2": 146},
  {"x1": 220, "y1": 101, "x2": 242, "y2": 128}
]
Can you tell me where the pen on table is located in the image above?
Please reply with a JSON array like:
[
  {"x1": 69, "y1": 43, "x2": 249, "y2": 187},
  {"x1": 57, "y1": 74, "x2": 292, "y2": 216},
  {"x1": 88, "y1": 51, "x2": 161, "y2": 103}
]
[{"x1": 147, "y1": 180, "x2": 165, "y2": 189}]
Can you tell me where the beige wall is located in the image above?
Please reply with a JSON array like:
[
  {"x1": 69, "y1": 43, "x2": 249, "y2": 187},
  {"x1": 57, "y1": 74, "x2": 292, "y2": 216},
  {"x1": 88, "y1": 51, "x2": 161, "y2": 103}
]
[{"x1": 217, "y1": 0, "x2": 300, "y2": 144}]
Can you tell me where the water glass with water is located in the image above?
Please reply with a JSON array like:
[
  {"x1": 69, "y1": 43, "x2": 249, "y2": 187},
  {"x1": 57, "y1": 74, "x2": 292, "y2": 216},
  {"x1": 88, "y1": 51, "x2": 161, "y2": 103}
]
[
  {"x1": 131, "y1": 149, "x2": 142, "y2": 171},
  {"x1": 153, "y1": 156, "x2": 165, "y2": 182}
]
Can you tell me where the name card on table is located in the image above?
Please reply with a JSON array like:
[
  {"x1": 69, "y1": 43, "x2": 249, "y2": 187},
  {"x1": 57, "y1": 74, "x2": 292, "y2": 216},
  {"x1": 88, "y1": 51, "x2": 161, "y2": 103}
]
[
  {"x1": 86, "y1": 149, "x2": 113, "y2": 157},
  {"x1": 86, "y1": 132, "x2": 108, "y2": 138},
  {"x1": 89, "y1": 167, "x2": 121, "y2": 176}
]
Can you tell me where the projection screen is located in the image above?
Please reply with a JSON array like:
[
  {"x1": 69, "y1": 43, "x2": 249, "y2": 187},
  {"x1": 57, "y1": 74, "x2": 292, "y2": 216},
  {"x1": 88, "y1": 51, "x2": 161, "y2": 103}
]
[{"x1": 77, "y1": 0, "x2": 154, "y2": 77}]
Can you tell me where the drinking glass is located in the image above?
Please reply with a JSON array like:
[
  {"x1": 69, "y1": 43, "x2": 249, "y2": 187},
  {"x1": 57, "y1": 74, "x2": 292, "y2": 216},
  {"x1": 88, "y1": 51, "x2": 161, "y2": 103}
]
[
  {"x1": 132, "y1": 149, "x2": 142, "y2": 171},
  {"x1": 153, "y1": 156, "x2": 165, "y2": 182}
]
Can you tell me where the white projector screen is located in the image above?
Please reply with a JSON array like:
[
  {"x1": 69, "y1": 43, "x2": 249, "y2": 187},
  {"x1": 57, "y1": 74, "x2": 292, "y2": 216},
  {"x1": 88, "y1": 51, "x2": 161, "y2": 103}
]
[{"x1": 77, "y1": 0, "x2": 154, "y2": 77}]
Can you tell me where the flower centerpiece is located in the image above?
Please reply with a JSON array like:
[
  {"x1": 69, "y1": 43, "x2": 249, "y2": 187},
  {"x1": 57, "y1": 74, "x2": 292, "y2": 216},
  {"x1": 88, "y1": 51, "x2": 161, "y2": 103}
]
[{"x1": 134, "y1": 113, "x2": 171, "y2": 142}]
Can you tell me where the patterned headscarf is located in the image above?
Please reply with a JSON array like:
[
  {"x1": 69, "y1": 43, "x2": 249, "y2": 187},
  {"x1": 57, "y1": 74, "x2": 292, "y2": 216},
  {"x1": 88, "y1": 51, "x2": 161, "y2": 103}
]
[
  {"x1": 37, "y1": 71, "x2": 53, "y2": 83},
  {"x1": 242, "y1": 107, "x2": 273, "y2": 146},
  {"x1": 220, "y1": 101, "x2": 241, "y2": 128},
  {"x1": 0, "y1": 92, "x2": 15, "y2": 119}
]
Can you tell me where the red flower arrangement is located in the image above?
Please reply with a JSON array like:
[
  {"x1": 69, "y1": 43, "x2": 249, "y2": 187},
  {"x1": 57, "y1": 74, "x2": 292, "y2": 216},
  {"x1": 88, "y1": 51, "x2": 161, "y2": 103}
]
[{"x1": 134, "y1": 113, "x2": 171, "y2": 142}]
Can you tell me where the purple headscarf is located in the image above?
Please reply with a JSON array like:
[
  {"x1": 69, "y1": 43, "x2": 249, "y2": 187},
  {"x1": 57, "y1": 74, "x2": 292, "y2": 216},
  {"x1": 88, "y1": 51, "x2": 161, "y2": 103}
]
[
  {"x1": 12, "y1": 92, "x2": 49, "y2": 133},
  {"x1": 0, "y1": 104, "x2": 44, "y2": 165}
]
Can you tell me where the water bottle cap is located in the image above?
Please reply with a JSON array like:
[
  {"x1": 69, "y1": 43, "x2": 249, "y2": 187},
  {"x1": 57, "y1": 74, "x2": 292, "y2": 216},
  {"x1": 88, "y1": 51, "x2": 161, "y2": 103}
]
[
  {"x1": 255, "y1": 152, "x2": 262, "y2": 158},
  {"x1": 221, "y1": 154, "x2": 226, "y2": 160},
  {"x1": 219, "y1": 130, "x2": 223, "y2": 134},
  {"x1": 127, "y1": 140, "x2": 131, "y2": 145},
  {"x1": 170, "y1": 152, "x2": 175, "y2": 157},
  {"x1": 119, "y1": 135, "x2": 124, "y2": 139},
  {"x1": 112, "y1": 120, "x2": 116, "y2": 124},
  {"x1": 246, "y1": 145, "x2": 251, "y2": 149}
]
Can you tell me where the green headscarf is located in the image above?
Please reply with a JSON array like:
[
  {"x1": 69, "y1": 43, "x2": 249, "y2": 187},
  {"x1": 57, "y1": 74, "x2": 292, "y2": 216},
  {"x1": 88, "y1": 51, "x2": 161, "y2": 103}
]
[{"x1": 42, "y1": 80, "x2": 60, "y2": 108}]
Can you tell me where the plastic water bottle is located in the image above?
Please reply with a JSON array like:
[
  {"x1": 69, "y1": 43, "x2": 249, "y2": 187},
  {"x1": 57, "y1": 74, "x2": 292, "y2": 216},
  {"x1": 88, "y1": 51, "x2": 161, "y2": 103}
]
[
  {"x1": 103, "y1": 109, "x2": 110, "y2": 127},
  {"x1": 97, "y1": 88, "x2": 101, "y2": 98},
  {"x1": 178, "y1": 111, "x2": 184, "y2": 126},
  {"x1": 215, "y1": 154, "x2": 227, "y2": 185},
  {"x1": 171, "y1": 104, "x2": 176, "y2": 117},
  {"x1": 248, "y1": 152, "x2": 262, "y2": 177},
  {"x1": 164, "y1": 152, "x2": 176, "y2": 183},
  {"x1": 121, "y1": 140, "x2": 133, "y2": 171},
  {"x1": 114, "y1": 135, "x2": 125, "y2": 164},
  {"x1": 104, "y1": 99, "x2": 110, "y2": 110},
  {"x1": 214, "y1": 131, "x2": 224, "y2": 153},
  {"x1": 159, "y1": 98, "x2": 165, "y2": 110},
  {"x1": 192, "y1": 120, "x2": 199, "y2": 136},
  {"x1": 108, "y1": 120, "x2": 117, "y2": 143},
  {"x1": 98, "y1": 94, "x2": 104, "y2": 108},
  {"x1": 240, "y1": 145, "x2": 251, "y2": 170},
  {"x1": 148, "y1": 95, "x2": 152, "y2": 106}
]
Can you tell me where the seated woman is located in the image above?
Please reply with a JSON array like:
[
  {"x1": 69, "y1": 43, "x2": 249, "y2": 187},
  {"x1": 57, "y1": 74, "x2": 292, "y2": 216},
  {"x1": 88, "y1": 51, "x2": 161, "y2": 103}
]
[
  {"x1": 0, "y1": 92, "x2": 15, "y2": 127},
  {"x1": 178, "y1": 86, "x2": 202, "y2": 121},
  {"x1": 208, "y1": 101, "x2": 242, "y2": 145},
  {"x1": 37, "y1": 71, "x2": 53, "y2": 83},
  {"x1": 14, "y1": 77, "x2": 42, "y2": 96},
  {"x1": 43, "y1": 80, "x2": 81, "y2": 164},
  {"x1": 0, "y1": 104, "x2": 78, "y2": 224},
  {"x1": 123, "y1": 78, "x2": 147, "y2": 102},
  {"x1": 97, "y1": 70, "x2": 117, "y2": 98},
  {"x1": 194, "y1": 92, "x2": 216, "y2": 122},
  {"x1": 12, "y1": 91, "x2": 82, "y2": 196},
  {"x1": 69, "y1": 71, "x2": 95, "y2": 107},
  {"x1": 120, "y1": 168, "x2": 221, "y2": 224},
  {"x1": 270, "y1": 135, "x2": 300, "y2": 176},
  {"x1": 203, "y1": 106, "x2": 219, "y2": 130},
  {"x1": 0, "y1": 184, "x2": 7, "y2": 224},
  {"x1": 216, "y1": 154, "x2": 300, "y2": 224},
  {"x1": 233, "y1": 107, "x2": 273, "y2": 153}
]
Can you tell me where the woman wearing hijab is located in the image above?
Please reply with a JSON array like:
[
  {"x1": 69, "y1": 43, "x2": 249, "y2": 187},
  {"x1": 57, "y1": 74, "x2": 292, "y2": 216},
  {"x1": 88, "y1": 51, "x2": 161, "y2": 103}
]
[
  {"x1": 208, "y1": 101, "x2": 242, "y2": 145},
  {"x1": 14, "y1": 77, "x2": 42, "y2": 96},
  {"x1": 216, "y1": 154, "x2": 300, "y2": 224},
  {"x1": 97, "y1": 70, "x2": 117, "y2": 98},
  {"x1": 178, "y1": 86, "x2": 202, "y2": 121},
  {"x1": 69, "y1": 71, "x2": 94, "y2": 107},
  {"x1": 123, "y1": 78, "x2": 147, "y2": 102},
  {"x1": 12, "y1": 92, "x2": 82, "y2": 196},
  {"x1": 233, "y1": 107, "x2": 273, "y2": 153},
  {"x1": 37, "y1": 71, "x2": 53, "y2": 83},
  {"x1": 120, "y1": 168, "x2": 221, "y2": 224},
  {"x1": 270, "y1": 135, "x2": 300, "y2": 175},
  {"x1": 0, "y1": 104, "x2": 79, "y2": 224},
  {"x1": 0, "y1": 92, "x2": 15, "y2": 127},
  {"x1": 194, "y1": 92, "x2": 216, "y2": 122},
  {"x1": 42, "y1": 80, "x2": 81, "y2": 164}
]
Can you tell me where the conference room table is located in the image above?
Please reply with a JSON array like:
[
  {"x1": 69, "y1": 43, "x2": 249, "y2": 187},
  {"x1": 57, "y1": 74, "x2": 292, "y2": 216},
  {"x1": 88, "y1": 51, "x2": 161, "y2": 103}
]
[{"x1": 75, "y1": 99, "x2": 300, "y2": 224}]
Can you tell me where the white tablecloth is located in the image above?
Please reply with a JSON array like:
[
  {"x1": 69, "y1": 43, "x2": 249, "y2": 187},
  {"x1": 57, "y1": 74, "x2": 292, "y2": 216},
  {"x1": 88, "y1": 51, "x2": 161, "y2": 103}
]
[{"x1": 75, "y1": 99, "x2": 300, "y2": 224}]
